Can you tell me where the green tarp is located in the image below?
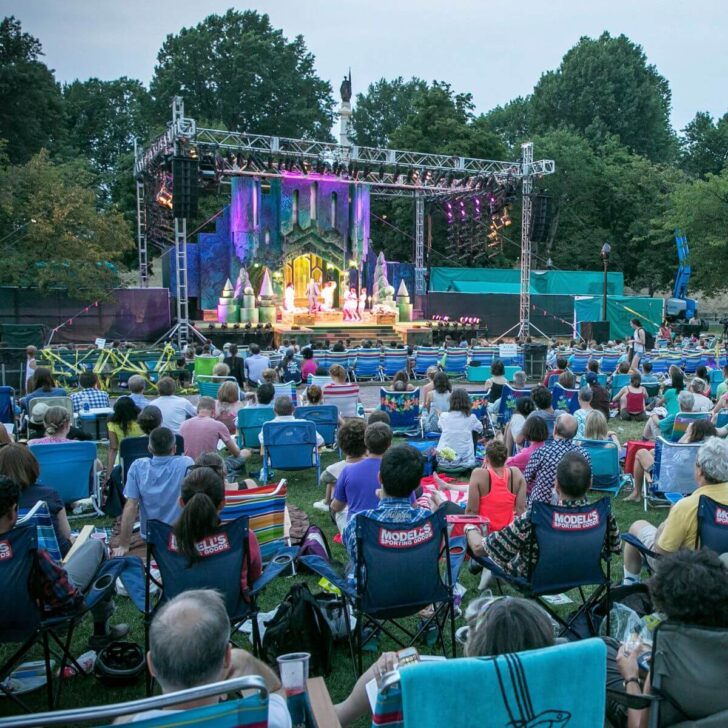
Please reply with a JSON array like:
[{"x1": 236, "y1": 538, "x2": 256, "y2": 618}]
[
  {"x1": 574, "y1": 296, "x2": 662, "y2": 341},
  {"x1": 430, "y1": 267, "x2": 624, "y2": 296}
]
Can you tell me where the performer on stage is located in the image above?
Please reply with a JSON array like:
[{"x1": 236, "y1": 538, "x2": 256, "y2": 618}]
[
  {"x1": 306, "y1": 277, "x2": 321, "y2": 313},
  {"x1": 343, "y1": 286, "x2": 360, "y2": 321},
  {"x1": 321, "y1": 280, "x2": 337, "y2": 312},
  {"x1": 358, "y1": 287, "x2": 368, "y2": 318},
  {"x1": 283, "y1": 283, "x2": 295, "y2": 313}
]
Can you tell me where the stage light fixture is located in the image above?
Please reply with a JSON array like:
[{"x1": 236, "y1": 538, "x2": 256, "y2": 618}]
[
  {"x1": 406, "y1": 169, "x2": 414, "y2": 184},
  {"x1": 277, "y1": 158, "x2": 285, "y2": 171},
  {"x1": 392, "y1": 166, "x2": 401, "y2": 183}
]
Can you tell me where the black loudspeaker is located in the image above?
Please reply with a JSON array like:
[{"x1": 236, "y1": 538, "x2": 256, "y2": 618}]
[
  {"x1": 529, "y1": 194, "x2": 551, "y2": 243},
  {"x1": 172, "y1": 157, "x2": 199, "y2": 218},
  {"x1": 581, "y1": 321, "x2": 610, "y2": 344}
]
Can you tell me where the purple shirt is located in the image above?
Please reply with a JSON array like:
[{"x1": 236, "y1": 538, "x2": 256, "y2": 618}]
[{"x1": 333, "y1": 458, "x2": 383, "y2": 522}]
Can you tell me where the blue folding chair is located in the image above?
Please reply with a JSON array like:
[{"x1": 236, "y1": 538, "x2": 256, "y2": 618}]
[
  {"x1": 261, "y1": 420, "x2": 320, "y2": 483},
  {"x1": 306, "y1": 374, "x2": 333, "y2": 388},
  {"x1": 683, "y1": 353, "x2": 703, "y2": 374},
  {"x1": 469, "y1": 346, "x2": 496, "y2": 366},
  {"x1": 697, "y1": 495, "x2": 728, "y2": 553},
  {"x1": 272, "y1": 381, "x2": 297, "y2": 406},
  {"x1": 195, "y1": 375, "x2": 237, "y2": 398},
  {"x1": 379, "y1": 389, "x2": 420, "y2": 436},
  {"x1": 575, "y1": 438, "x2": 628, "y2": 495},
  {"x1": 569, "y1": 351, "x2": 592, "y2": 374},
  {"x1": 119, "y1": 434, "x2": 184, "y2": 483},
  {"x1": 496, "y1": 385, "x2": 531, "y2": 426},
  {"x1": 646, "y1": 437, "x2": 701, "y2": 509},
  {"x1": 468, "y1": 391, "x2": 490, "y2": 422},
  {"x1": 413, "y1": 347, "x2": 442, "y2": 378},
  {"x1": 441, "y1": 350, "x2": 467, "y2": 379},
  {"x1": 350, "y1": 351, "x2": 381, "y2": 382},
  {"x1": 0, "y1": 385, "x2": 16, "y2": 430},
  {"x1": 670, "y1": 412, "x2": 711, "y2": 442},
  {"x1": 474, "y1": 498, "x2": 613, "y2": 638},
  {"x1": 236, "y1": 407, "x2": 275, "y2": 449},
  {"x1": 299, "y1": 510, "x2": 455, "y2": 675},
  {"x1": 650, "y1": 354, "x2": 682, "y2": 376},
  {"x1": 380, "y1": 349, "x2": 409, "y2": 380},
  {"x1": 551, "y1": 384, "x2": 580, "y2": 414},
  {"x1": 709, "y1": 369, "x2": 725, "y2": 398},
  {"x1": 294, "y1": 405, "x2": 339, "y2": 446},
  {"x1": 715, "y1": 410, "x2": 728, "y2": 429},
  {"x1": 599, "y1": 353, "x2": 621, "y2": 374},
  {"x1": 609, "y1": 373, "x2": 631, "y2": 399},
  {"x1": 30, "y1": 441, "x2": 101, "y2": 513}
]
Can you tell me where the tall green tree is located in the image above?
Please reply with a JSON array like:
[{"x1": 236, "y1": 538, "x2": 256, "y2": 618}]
[
  {"x1": 479, "y1": 97, "x2": 533, "y2": 151},
  {"x1": 530, "y1": 32, "x2": 676, "y2": 163},
  {"x1": 680, "y1": 111, "x2": 728, "y2": 178},
  {"x1": 150, "y1": 10, "x2": 334, "y2": 138},
  {"x1": 0, "y1": 16, "x2": 64, "y2": 164}
]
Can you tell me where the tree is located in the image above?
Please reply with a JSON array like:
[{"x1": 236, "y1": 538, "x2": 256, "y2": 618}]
[
  {"x1": 150, "y1": 10, "x2": 334, "y2": 138},
  {"x1": 530, "y1": 32, "x2": 677, "y2": 163},
  {"x1": 0, "y1": 150, "x2": 134, "y2": 299},
  {"x1": 479, "y1": 97, "x2": 533, "y2": 151},
  {"x1": 350, "y1": 76, "x2": 428, "y2": 147},
  {"x1": 680, "y1": 111, "x2": 728, "y2": 179},
  {"x1": 0, "y1": 16, "x2": 64, "y2": 164}
]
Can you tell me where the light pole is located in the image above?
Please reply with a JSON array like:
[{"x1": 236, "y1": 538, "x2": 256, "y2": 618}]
[{"x1": 600, "y1": 243, "x2": 611, "y2": 321}]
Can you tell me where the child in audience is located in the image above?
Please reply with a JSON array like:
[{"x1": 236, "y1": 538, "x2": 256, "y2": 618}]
[{"x1": 436, "y1": 388, "x2": 483, "y2": 470}]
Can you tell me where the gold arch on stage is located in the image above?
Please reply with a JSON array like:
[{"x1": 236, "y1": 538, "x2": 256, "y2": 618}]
[{"x1": 284, "y1": 253, "x2": 341, "y2": 308}]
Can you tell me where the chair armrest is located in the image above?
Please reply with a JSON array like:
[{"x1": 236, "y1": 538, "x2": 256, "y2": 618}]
[
  {"x1": 306, "y1": 677, "x2": 342, "y2": 727},
  {"x1": 620, "y1": 533, "x2": 659, "y2": 560},
  {"x1": 606, "y1": 687, "x2": 655, "y2": 711},
  {"x1": 249, "y1": 546, "x2": 298, "y2": 596},
  {"x1": 297, "y1": 555, "x2": 356, "y2": 600}
]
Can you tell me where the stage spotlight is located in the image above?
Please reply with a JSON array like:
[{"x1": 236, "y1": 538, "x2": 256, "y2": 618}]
[
  {"x1": 363, "y1": 165, "x2": 371, "y2": 179},
  {"x1": 221, "y1": 323, "x2": 228, "y2": 329},
  {"x1": 277, "y1": 158, "x2": 285, "y2": 171},
  {"x1": 233, "y1": 324, "x2": 240, "y2": 330},
  {"x1": 286, "y1": 158, "x2": 294, "y2": 172},
  {"x1": 406, "y1": 169, "x2": 414, "y2": 184},
  {"x1": 207, "y1": 324, "x2": 214, "y2": 330},
  {"x1": 245, "y1": 323, "x2": 251, "y2": 330},
  {"x1": 392, "y1": 166, "x2": 401, "y2": 183}
]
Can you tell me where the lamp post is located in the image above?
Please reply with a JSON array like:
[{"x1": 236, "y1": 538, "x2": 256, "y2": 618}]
[{"x1": 600, "y1": 243, "x2": 611, "y2": 321}]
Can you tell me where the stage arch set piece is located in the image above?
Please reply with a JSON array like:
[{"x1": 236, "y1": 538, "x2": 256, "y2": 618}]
[{"x1": 134, "y1": 94, "x2": 554, "y2": 347}]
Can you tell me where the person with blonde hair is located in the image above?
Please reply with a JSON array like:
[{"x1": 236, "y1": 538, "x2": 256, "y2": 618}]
[
  {"x1": 583, "y1": 410, "x2": 621, "y2": 449},
  {"x1": 28, "y1": 405, "x2": 73, "y2": 446},
  {"x1": 215, "y1": 380, "x2": 243, "y2": 435}
]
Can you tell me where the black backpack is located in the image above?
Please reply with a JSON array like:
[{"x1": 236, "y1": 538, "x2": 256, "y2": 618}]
[
  {"x1": 642, "y1": 328, "x2": 656, "y2": 352},
  {"x1": 262, "y1": 583, "x2": 333, "y2": 676}
]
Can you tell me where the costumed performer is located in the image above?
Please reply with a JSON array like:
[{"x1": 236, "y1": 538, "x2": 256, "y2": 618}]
[
  {"x1": 321, "y1": 280, "x2": 337, "y2": 312},
  {"x1": 283, "y1": 283, "x2": 295, "y2": 313},
  {"x1": 358, "y1": 287, "x2": 368, "y2": 318},
  {"x1": 306, "y1": 278, "x2": 321, "y2": 313},
  {"x1": 343, "y1": 286, "x2": 360, "y2": 321}
]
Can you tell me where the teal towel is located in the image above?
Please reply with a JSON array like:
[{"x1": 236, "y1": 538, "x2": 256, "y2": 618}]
[{"x1": 399, "y1": 639, "x2": 606, "y2": 727}]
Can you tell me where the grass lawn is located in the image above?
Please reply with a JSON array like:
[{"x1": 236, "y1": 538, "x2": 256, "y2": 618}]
[{"x1": 0, "y1": 418, "x2": 664, "y2": 723}]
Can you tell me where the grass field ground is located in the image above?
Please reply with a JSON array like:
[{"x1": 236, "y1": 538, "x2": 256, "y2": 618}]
[{"x1": 0, "y1": 417, "x2": 664, "y2": 724}]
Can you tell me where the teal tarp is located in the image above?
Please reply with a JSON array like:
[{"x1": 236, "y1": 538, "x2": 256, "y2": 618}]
[
  {"x1": 430, "y1": 267, "x2": 624, "y2": 296},
  {"x1": 574, "y1": 296, "x2": 662, "y2": 341}
]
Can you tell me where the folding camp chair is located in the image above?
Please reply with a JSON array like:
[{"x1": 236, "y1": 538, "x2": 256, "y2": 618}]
[
  {"x1": 272, "y1": 381, "x2": 298, "y2": 406},
  {"x1": 261, "y1": 419, "x2": 320, "y2": 483},
  {"x1": 412, "y1": 347, "x2": 442, "y2": 378},
  {"x1": 575, "y1": 438, "x2": 628, "y2": 495},
  {"x1": 696, "y1": 495, "x2": 728, "y2": 553},
  {"x1": 609, "y1": 373, "x2": 631, "y2": 399},
  {"x1": 118, "y1": 434, "x2": 184, "y2": 483},
  {"x1": 716, "y1": 409, "x2": 728, "y2": 429},
  {"x1": 0, "y1": 675, "x2": 270, "y2": 728},
  {"x1": 374, "y1": 639, "x2": 607, "y2": 728},
  {"x1": 192, "y1": 355, "x2": 218, "y2": 381},
  {"x1": 350, "y1": 351, "x2": 381, "y2": 382},
  {"x1": 496, "y1": 385, "x2": 531, "y2": 426},
  {"x1": 236, "y1": 407, "x2": 275, "y2": 449},
  {"x1": 551, "y1": 384, "x2": 580, "y2": 414},
  {"x1": 195, "y1": 375, "x2": 237, "y2": 398},
  {"x1": 26, "y1": 396, "x2": 74, "y2": 421},
  {"x1": 469, "y1": 346, "x2": 497, "y2": 366},
  {"x1": 380, "y1": 349, "x2": 409, "y2": 380},
  {"x1": 306, "y1": 374, "x2": 333, "y2": 388},
  {"x1": 683, "y1": 352, "x2": 703, "y2": 374},
  {"x1": 299, "y1": 510, "x2": 456, "y2": 675},
  {"x1": 649, "y1": 354, "x2": 682, "y2": 376},
  {"x1": 709, "y1": 369, "x2": 725, "y2": 398},
  {"x1": 569, "y1": 351, "x2": 592, "y2": 374},
  {"x1": 474, "y1": 498, "x2": 613, "y2": 639},
  {"x1": 441, "y1": 350, "x2": 468, "y2": 379},
  {"x1": 17, "y1": 501, "x2": 63, "y2": 563},
  {"x1": 294, "y1": 405, "x2": 339, "y2": 446},
  {"x1": 321, "y1": 385, "x2": 362, "y2": 418},
  {"x1": 599, "y1": 353, "x2": 621, "y2": 374},
  {"x1": 379, "y1": 388, "x2": 421, "y2": 436},
  {"x1": 644, "y1": 437, "x2": 701, "y2": 510},
  {"x1": 670, "y1": 411, "x2": 710, "y2": 442},
  {"x1": 30, "y1": 441, "x2": 102, "y2": 514},
  {"x1": 0, "y1": 386, "x2": 17, "y2": 432}
]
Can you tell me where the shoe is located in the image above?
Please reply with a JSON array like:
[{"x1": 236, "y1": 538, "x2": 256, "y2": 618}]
[
  {"x1": 312, "y1": 499, "x2": 330, "y2": 512},
  {"x1": 87, "y1": 623, "x2": 129, "y2": 651}
]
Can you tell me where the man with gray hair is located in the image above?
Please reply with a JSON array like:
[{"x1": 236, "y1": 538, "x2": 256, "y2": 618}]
[
  {"x1": 524, "y1": 413, "x2": 591, "y2": 504},
  {"x1": 643, "y1": 390, "x2": 695, "y2": 441},
  {"x1": 690, "y1": 378, "x2": 713, "y2": 413},
  {"x1": 127, "y1": 375, "x2": 148, "y2": 410},
  {"x1": 623, "y1": 437, "x2": 728, "y2": 583},
  {"x1": 258, "y1": 395, "x2": 324, "y2": 449}
]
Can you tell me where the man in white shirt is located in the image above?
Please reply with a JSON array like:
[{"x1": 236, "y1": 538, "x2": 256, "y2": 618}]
[
  {"x1": 244, "y1": 344, "x2": 270, "y2": 388},
  {"x1": 689, "y1": 378, "x2": 713, "y2": 413},
  {"x1": 259, "y1": 395, "x2": 324, "y2": 449},
  {"x1": 150, "y1": 377, "x2": 196, "y2": 434}
]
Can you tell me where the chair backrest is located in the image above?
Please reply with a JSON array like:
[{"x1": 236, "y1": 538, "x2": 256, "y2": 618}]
[
  {"x1": 326, "y1": 350, "x2": 351, "y2": 369},
  {"x1": 650, "y1": 621, "x2": 728, "y2": 727},
  {"x1": 294, "y1": 405, "x2": 338, "y2": 446},
  {"x1": 599, "y1": 353, "x2": 621, "y2": 373},
  {"x1": 273, "y1": 381, "x2": 297, "y2": 406},
  {"x1": 355, "y1": 510, "x2": 450, "y2": 618},
  {"x1": 353, "y1": 351, "x2": 381, "y2": 379},
  {"x1": 551, "y1": 384, "x2": 580, "y2": 414},
  {"x1": 609, "y1": 373, "x2": 631, "y2": 398},
  {"x1": 469, "y1": 347, "x2": 496, "y2": 366},
  {"x1": 196, "y1": 375, "x2": 237, "y2": 398},
  {"x1": 652, "y1": 437, "x2": 701, "y2": 495},
  {"x1": 381, "y1": 350, "x2": 409, "y2": 377},
  {"x1": 709, "y1": 369, "x2": 725, "y2": 398},
  {"x1": 643, "y1": 381, "x2": 660, "y2": 398},
  {"x1": 683, "y1": 353, "x2": 703, "y2": 374},
  {"x1": 17, "y1": 500, "x2": 62, "y2": 563},
  {"x1": 413, "y1": 348, "x2": 442, "y2": 375},
  {"x1": 468, "y1": 391, "x2": 490, "y2": 421},
  {"x1": 306, "y1": 374, "x2": 333, "y2": 388},
  {"x1": 0, "y1": 524, "x2": 41, "y2": 642},
  {"x1": 497, "y1": 385, "x2": 531, "y2": 425},
  {"x1": 236, "y1": 407, "x2": 275, "y2": 448},
  {"x1": 379, "y1": 389, "x2": 420, "y2": 431},
  {"x1": 574, "y1": 439, "x2": 620, "y2": 491},
  {"x1": 193, "y1": 356, "x2": 218, "y2": 378},
  {"x1": 119, "y1": 435, "x2": 184, "y2": 482},
  {"x1": 671, "y1": 412, "x2": 711, "y2": 442},
  {"x1": 715, "y1": 409, "x2": 728, "y2": 429},
  {"x1": 322, "y1": 386, "x2": 360, "y2": 418},
  {"x1": 529, "y1": 498, "x2": 611, "y2": 593},
  {"x1": 696, "y1": 495, "x2": 728, "y2": 553},
  {"x1": 31, "y1": 441, "x2": 96, "y2": 504},
  {"x1": 28, "y1": 396, "x2": 74, "y2": 420},
  {"x1": 262, "y1": 420, "x2": 317, "y2": 470},
  {"x1": 0, "y1": 386, "x2": 15, "y2": 424},
  {"x1": 220, "y1": 482, "x2": 288, "y2": 562},
  {"x1": 570, "y1": 351, "x2": 591, "y2": 374},
  {"x1": 442, "y1": 351, "x2": 467, "y2": 375},
  {"x1": 146, "y1": 516, "x2": 248, "y2": 619}
]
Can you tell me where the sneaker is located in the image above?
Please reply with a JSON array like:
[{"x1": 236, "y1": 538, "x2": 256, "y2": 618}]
[
  {"x1": 312, "y1": 499, "x2": 330, "y2": 512},
  {"x1": 87, "y1": 623, "x2": 129, "y2": 651}
]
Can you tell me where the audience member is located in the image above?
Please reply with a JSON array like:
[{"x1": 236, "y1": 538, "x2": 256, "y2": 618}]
[
  {"x1": 278, "y1": 348, "x2": 302, "y2": 384},
  {"x1": 367, "y1": 410, "x2": 391, "y2": 426},
  {"x1": 70, "y1": 371, "x2": 110, "y2": 414},
  {"x1": 258, "y1": 396, "x2": 324, "y2": 449},
  {"x1": 715, "y1": 363, "x2": 728, "y2": 401},
  {"x1": 244, "y1": 344, "x2": 270, "y2": 388},
  {"x1": 137, "y1": 405, "x2": 163, "y2": 434},
  {"x1": 150, "y1": 377, "x2": 196, "y2": 434},
  {"x1": 24, "y1": 345, "x2": 37, "y2": 393},
  {"x1": 575, "y1": 386, "x2": 594, "y2": 437},
  {"x1": 557, "y1": 370, "x2": 576, "y2": 389},
  {"x1": 506, "y1": 414, "x2": 549, "y2": 473},
  {"x1": 127, "y1": 375, "x2": 149, "y2": 410},
  {"x1": 583, "y1": 410, "x2": 621, "y2": 449},
  {"x1": 27, "y1": 405, "x2": 74, "y2": 446},
  {"x1": 485, "y1": 360, "x2": 508, "y2": 408},
  {"x1": 543, "y1": 356, "x2": 569, "y2": 387},
  {"x1": 261, "y1": 367, "x2": 279, "y2": 384},
  {"x1": 584, "y1": 368, "x2": 611, "y2": 420},
  {"x1": 22, "y1": 367, "x2": 66, "y2": 412},
  {"x1": 107, "y1": 396, "x2": 143, "y2": 472},
  {"x1": 643, "y1": 390, "x2": 694, "y2": 441},
  {"x1": 214, "y1": 380, "x2": 243, "y2": 434},
  {"x1": 391, "y1": 370, "x2": 413, "y2": 392},
  {"x1": 305, "y1": 384, "x2": 323, "y2": 405},
  {"x1": 223, "y1": 344, "x2": 246, "y2": 388},
  {"x1": 689, "y1": 378, "x2": 713, "y2": 412},
  {"x1": 212, "y1": 362, "x2": 231, "y2": 381},
  {"x1": 661, "y1": 366, "x2": 685, "y2": 416},
  {"x1": 512, "y1": 370, "x2": 528, "y2": 389},
  {"x1": 300, "y1": 347, "x2": 317, "y2": 381},
  {"x1": 435, "y1": 388, "x2": 483, "y2": 470},
  {"x1": 252, "y1": 382, "x2": 275, "y2": 407},
  {"x1": 423, "y1": 372, "x2": 451, "y2": 433},
  {"x1": 420, "y1": 366, "x2": 440, "y2": 403},
  {"x1": 503, "y1": 397, "x2": 535, "y2": 455},
  {"x1": 519, "y1": 386, "x2": 561, "y2": 443}
]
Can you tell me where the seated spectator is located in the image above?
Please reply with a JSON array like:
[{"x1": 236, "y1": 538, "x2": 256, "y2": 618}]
[
  {"x1": 574, "y1": 386, "x2": 594, "y2": 437},
  {"x1": 390, "y1": 370, "x2": 414, "y2": 392},
  {"x1": 506, "y1": 414, "x2": 549, "y2": 473},
  {"x1": 71, "y1": 371, "x2": 110, "y2": 414},
  {"x1": 714, "y1": 363, "x2": 728, "y2": 401},
  {"x1": 623, "y1": 437, "x2": 728, "y2": 580},
  {"x1": 640, "y1": 360, "x2": 658, "y2": 386},
  {"x1": 543, "y1": 356, "x2": 569, "y2": 387},
  {"x1": 107, "y1": 396, "x2": 143, "y2": 472},
  {"x1": 0, "y1": 443, "x2": 73, "y2": 556},
  {"x1": 525, "y1": 413, "x2": 591, "y2": 504},
  {"x1": 150, "y1": 377, "x2": 196, "y2": 434},
  {"x1": 518, "y1": 386, "x2": 562, "y2": 444},
  {"x1": 643, "y1": 390, "x2": 694, "y2": 441},
  {"x1": 192, "y1": 452, "x2": 257, "y2": 491},
  {"x1": 173, "y1": 358, "x2": 192, "y2": 387},
  {"x1": 512, "y1": 370, "x2": 528, "y2": 389},
  {"x1": 112, "y1": 427, "x2": 194, "y2": 556},
  {"x1": 223, "y1": 344, "x2": 246, "y2": 388},
  {"x1": 300, "y1": 347, "x2": 317, "y2": 381},
  {"x1": 689, "y1": 378, "x2": 713, "y2": 412},
  {"x1": 138, "y1": 404, "x2": 163, "y2": 434},
  {"x1": 313, "y1": 418, "x2": 366, "y2": 512},
  {"x1": 612, "y1": 373, "x2": 647, "y2": 421},
  {"x1": 173, "y1": 466, "x2": 262, "y2": 595},
  {"x1": 0, "y1": 426, "x2": 10, "y2": 448},
  {"x1": 585, "y1": 363, "x2": 611, "y2": 420},
  {"x1": 27, "y1": 405, "x2": 74, "y2": 446},
  {"x1": 211, "y1": 362, "x2": 230, "y2": 382},
  {"x1": 261, "y1": 367, "x2": 279, "y2": 384},
  {"x1": 367, "y1": 410, "x2": 391, "y2": 426},
  {"x1": 467, "y1": 451, "x2": 619, "y2": 578},
  {"x1": 423, "y1": 372, "x2": 451, "y2": 433},
  {"x1": 484, "y1": 359, "x2": 508, "y2": 405},
  {"x1": 250, "y1": 382, "x2": 275, "y2": 408},
  {"x1": 305, "y1": 384, "x2": 323, "y2": 405},
  {"x1": 278, "y1": 348, "x2": 302, "y2": 384},
  {"x1": 179, "y1": 397, "x2": 248, "y2": 478},
  {"x1": 436, "y1": 388, "x2": 484, "y2": 470},
  {"x1": 584, "y1": 410, "x2": 621, "y2": 449},
  {"x1": 214, "y1": 380, "x2": 243, "y2": 435},
  {"x1": 504, "y1": 397, "x2": 535, "y2": 455},
  {"x1": 694, "y1": 365, "x2": 711, "y2": 394},
  {"x1": 420, "y1": 366, "x2": 440, "y2": 404},
  {"x1": 331, "y1": 422, "x2": 392, "y2": 532},
  {"x1": 127, "y1": 375, "x2": 149, "y2": 410},
  {"x1": 0, "y1": 475, "x2": 128, "y2": 649},
  {"x1": 660, "y1": 366, "x2": 685, "y2": 417},
  {"x1": 324, "y1": 364, "x2": 357, "y2": 394},
  {"x1": 557, "y1": 370, "x2": 576, "y2": 389},
  {"x1": 21, "y1": 366, "x2": 66, "y2": 413},
  {"x1": 244, "y1": 343, "x2": 270, "y2": 388},
  {"x1": 258, "y1": 395, "x2": 324, "y2": 449}
]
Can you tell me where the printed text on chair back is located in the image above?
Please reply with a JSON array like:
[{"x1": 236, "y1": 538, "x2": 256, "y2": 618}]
[{"x1": 697, "y1": 496, "x2": 728, "y2": 554}]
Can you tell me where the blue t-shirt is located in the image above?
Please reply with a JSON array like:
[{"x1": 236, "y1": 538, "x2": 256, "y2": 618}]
[{"x1": 333, "y1": 458, "x2": 383, "y2": 522}]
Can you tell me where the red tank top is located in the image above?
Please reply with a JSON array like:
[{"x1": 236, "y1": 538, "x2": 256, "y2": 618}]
[
  {"x1": 625, "y1": 390, "x2": 645, "y2": 414},
  {"x1": 478, "y1": 466, "x2": 517, "y2": 532}
]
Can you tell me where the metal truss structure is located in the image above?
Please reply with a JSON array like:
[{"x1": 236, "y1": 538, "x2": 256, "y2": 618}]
[{"x1": 135, "y1": 97, "x2": 555, "y2": 345}]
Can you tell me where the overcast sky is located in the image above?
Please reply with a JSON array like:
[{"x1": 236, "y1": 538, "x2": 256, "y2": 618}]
[{"x1": 6, "y1": 0, "x2": 727, "y2": 133}]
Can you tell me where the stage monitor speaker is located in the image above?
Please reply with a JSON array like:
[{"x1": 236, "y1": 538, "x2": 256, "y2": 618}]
[
  {"x1": 172, "y1": 157, "x2": 199, "y2": 219},
  {"x1": 580, "y1": 321, "x2": 610, "y2": 344},
  {"x1": 529, "y1": 194, "x2": 551, "y2": 243}
]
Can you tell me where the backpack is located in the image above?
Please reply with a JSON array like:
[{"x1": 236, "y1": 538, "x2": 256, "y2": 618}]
[{"x1": 262, "y1": 583, "x2": 333, "y2": 676}]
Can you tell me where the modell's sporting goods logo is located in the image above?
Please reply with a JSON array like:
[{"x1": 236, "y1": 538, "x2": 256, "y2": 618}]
[
  {"x1": 552, "y1": 510, "x2": 600, "y2": 531},
  {"x1": 0, "y1": 540, "x2": 12, "y2": 561},
  {"x1": 715, "y1": 507, "x2": 728, "y2": 526},
  {"x1": 168, "y1": 533, "x2": 231, "y2": 557},
  {"x1": 378, "y1": 522, "x2": 434, "y2": 548}
]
